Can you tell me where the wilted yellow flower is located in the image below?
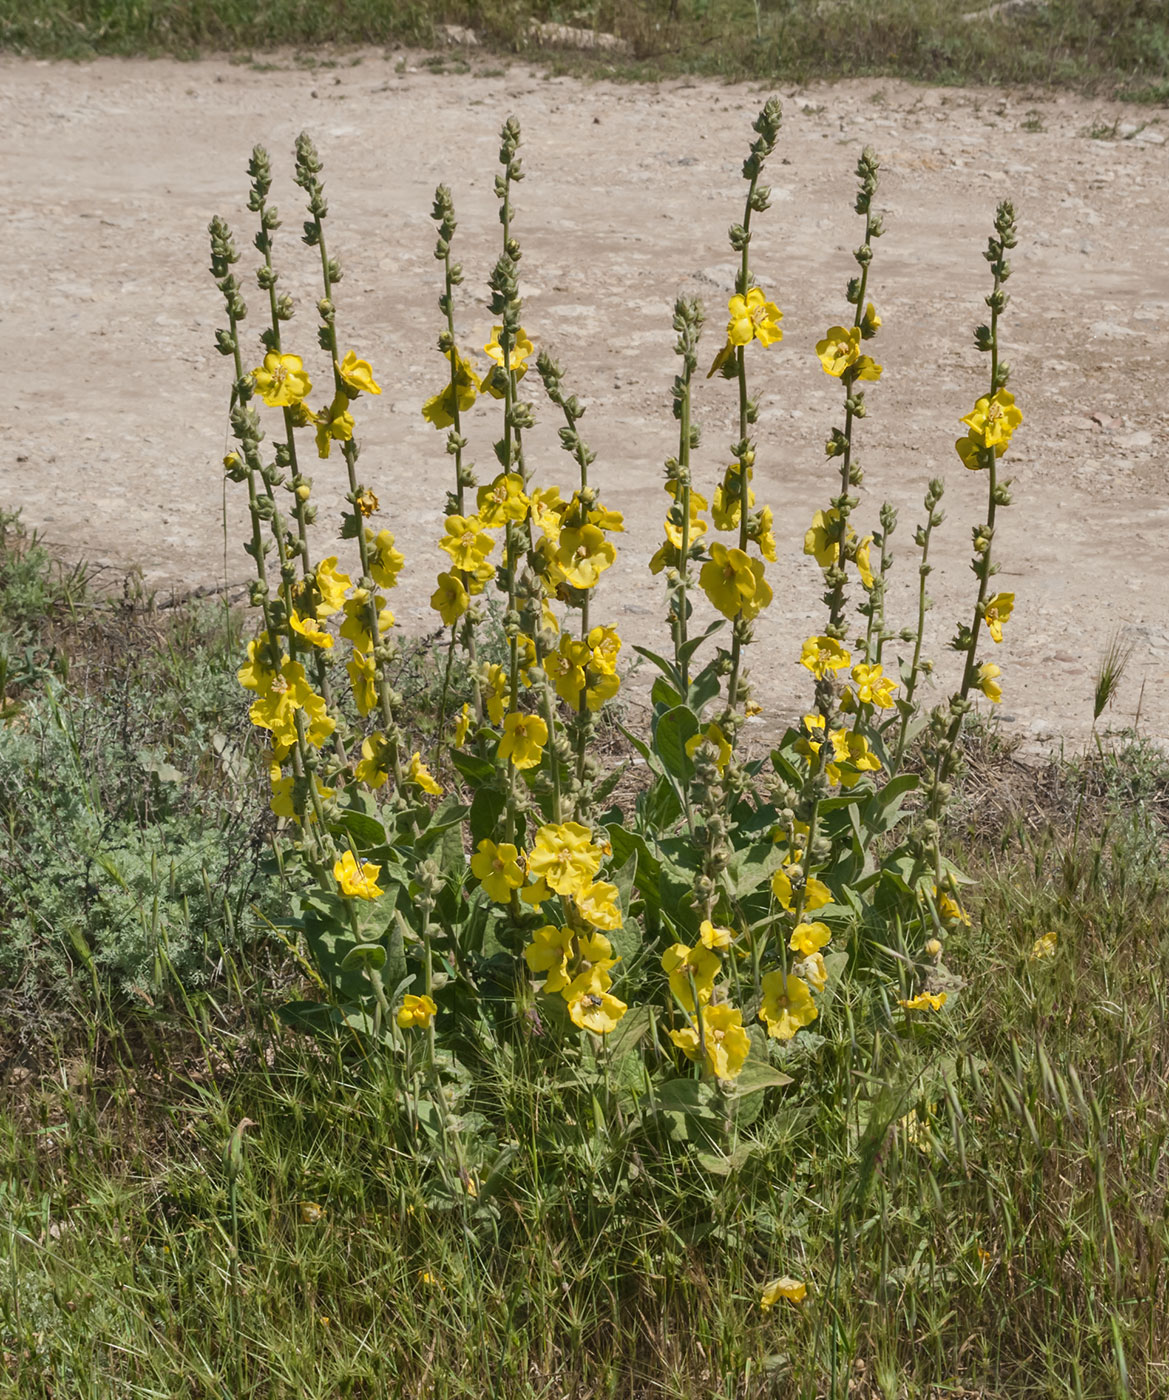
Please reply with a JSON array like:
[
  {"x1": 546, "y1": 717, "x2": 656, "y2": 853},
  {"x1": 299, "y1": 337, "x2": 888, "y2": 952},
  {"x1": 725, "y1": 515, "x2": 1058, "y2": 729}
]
[
  {"x1": 334, "y1": 850, "x2": 383, "y2": 900},
  {"x1": 337, "y1": 350, "x2": 381, "y2": 396},
  {"x1": 925, "y1": 937, "x2": 943, "y2": 958},
  {"x1": 252, "y1": 351, "x2": 312, "y2": 407},
  {"x1": 794, "y1": 951, "x2": 828, "y2": 993},
  {"x1": 397, "y1": 994, "x2": 438, "y2": 1029},
  {"x1": 800, "y1": 635, "x2": 851, "y2": 680},
  {"x1": 661, "y1": 941, "x2": 720, "y2": 1012},
  {"x1": 407, "y1": 752, "x2": 442, "y2": 796},
  {"x1": 977, "y1": 662, "x2": 1002, "y2": 703},
  {"x1": 431, "y1": 571, "x2": 469, "y2": 625},
  {"x1": 727, "y1": 288, "x2": 783, "y2": 347},
  {"x1": 499, "y1": 711, "x2": 548, "y2": 771},
  {"x1": 354, "y1": 487, "x2": 379, "y2": 518},
  {"x1": 759, "y1": 971, "x2": 818, "y2": 1041},
  {"x1": 299, "y1": 1201, "x2": 326, "y2": 1224},
  {"x1": 527, "y1": 822, "x2": 602, "y2": 897},
  {"x1": 314, "y1": 392, "x2": 355, "y2": 459},
  {"x1": 1029, "y1": 931, "x2": 1058, "y2": 961},
  {"x1": 983, "y1": 592, "x2": 1014, "y2": 643},
  {"x1": 685, "y1": 722, "x2": 732, "y2": 775},
  {"x1": 471, "y1": 839, "x2": 525, "y2": 902},
  {"x1": 760, "y1": 1276, "x2": 807, "y2": 1310},
  {"x1": 898, "y1": 991, "x2": 947, "y2": 1012}
]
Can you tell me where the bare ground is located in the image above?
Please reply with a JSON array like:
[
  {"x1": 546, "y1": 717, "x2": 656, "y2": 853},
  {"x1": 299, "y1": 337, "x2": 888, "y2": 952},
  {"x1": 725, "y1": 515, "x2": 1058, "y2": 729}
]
[{"x1": 2, "y1": 52, "x2": 1167, "y2": 751}]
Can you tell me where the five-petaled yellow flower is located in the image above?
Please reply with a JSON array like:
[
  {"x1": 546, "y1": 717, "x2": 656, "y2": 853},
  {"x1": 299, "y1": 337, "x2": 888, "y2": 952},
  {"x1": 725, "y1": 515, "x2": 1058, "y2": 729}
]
[
  {"x1": 851, "y1": 663, "x2": 896, "y2": 709},
  {"x1": 759, "y1": 971, "x2": 818, "y2": 1040},
  {"x1": 289, "y1": 611, "x2": 333, "y2": 650},
  {"x1": 685, "y1": 722, "x2": 732, "y2": 775},
  {"x1": 499, "y1": 711, "x2": 548, "y2": 770},
  {"x1": 407, "y1": 752, "x2": 442, "y2": 796},
  {"x1": 800, "y1": 635, "x2": 851, "y2": 680},
  {"x1": 471, "y1": 839, "x2": 525, "y2": 902},
  {"x1": 771, "y1": 867, "x2": 832, "y2": 913},
  {"x1": 661, "y1": 942, "x2": 720, "y2": 1012},
  {"x1": 564, "y1": 966, "x2": 627, "y2": 1035},
  {"x1": 431, "y1": 571, "x2": 469, "y2": 625},
  {"x1": 700, "y1": 543, "x2": 771, "y2": 620},
  {"x1": 977, "y1": 662, "x2": 1002, "y2": 703},
  {"x1": 726, "y1": 288, "x2": 783, "y2": 347},
  {"x1": 253, "y1": 352, "x2": 312, "y2": 408},
  {"x1": 789, "y1": 921, "x2": 832, "y2": 956},
  {"x1": 483, "y1": 325, "x2": 534, "y2": 373},
  {"x1": 334, "y1": 850, "x2": 383, "y2": 900},
  {"x1": 397, "y1": 994, "x2": 438, "y2": 1029},
  {"x1": 527, "y1": 822, "x2": 602, "y2": 897}
]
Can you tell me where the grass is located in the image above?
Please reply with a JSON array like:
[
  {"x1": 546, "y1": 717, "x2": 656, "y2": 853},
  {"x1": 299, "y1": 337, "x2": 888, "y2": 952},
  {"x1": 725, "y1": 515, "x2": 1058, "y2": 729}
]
[
  {"x1": 0, "y1": 0, "x2": 1167, "y2": 100},
  {"x1": 2, "y1": 522, "x2": 1169, "y2": 1396}
]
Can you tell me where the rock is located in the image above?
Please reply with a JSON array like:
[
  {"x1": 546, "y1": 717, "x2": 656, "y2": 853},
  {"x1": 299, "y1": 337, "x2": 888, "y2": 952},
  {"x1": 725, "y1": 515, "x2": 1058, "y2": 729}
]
[
  {"x1": 441, "y1": 23, "x2": 479, "y2": 47},
  {"x1": 528, "y1": 21, "x2": 632, "y2": 56}
]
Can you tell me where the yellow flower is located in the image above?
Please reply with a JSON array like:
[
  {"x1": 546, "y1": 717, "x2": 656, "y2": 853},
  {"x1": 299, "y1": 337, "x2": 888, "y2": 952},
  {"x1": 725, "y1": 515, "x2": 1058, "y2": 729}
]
[
  {"x1": 422, "y1": 349, "x2": 481, "y2": 429},
  {"x1": 925, "y1": 937, "x2": 943, "y2": 958},
  {"x1": 452, "y1": 702, "x2": 472, "y2": 747},
  {"x1": 669, "y1": 1003, "x2": 750, "y2": 1080},
  {"x1": 794, "y1": 951, "x2": 827, "y2": 993},
  {"x1": 816, "y1": 325, "x2": 860, "y2": 377},
  {"x1": 898, "y1": 991, "x2": 947, "y2": 1012},
  {"x1": 855, "y1": 534, "x2": 875, "y2": 589},
  {"x1": 828, "y1": 730, "x2": 882, "y2": 789},
  {"x1": 530, "y1": 485, "x2": 566, "y2": 542},
  {"x1": 397, "y1": 994, "x2": 438, "y2": 1029},
  {"x1": 936, "y1": 889, "x2": 970, "y2": 927},
  {"x1": 355, "y1": 487, "x2": 379, "y2": 518},
  {"x1": 477, "y1": 472, "x2": 529, "y2": 528},
  {"x1": 587, "y1": 624, "x2": 622, "y2": 676},
  {"x1": 252, "y1": 352, "x2": 312, "y2": 407},
  {"x1": 983, "y1": 592, "x2": 1014, "y2": 643},
  {"x1": 439, "y1": 515, "x2": 495, "y2": 572},
  {"x1": 851, "y1": 663, "x2": 895, "y2": 708},
  {"x1": 347, "y1": 650, "x2": 377, "y2": 716},
  {"x1": 546, "y1": 642, "x2": 588, "y2": 708},
  {"x1": 685, "y1": 722, "x2": 732, "y2": 775},
  {"x1": 471, "y1": 839, "x2": 525, "y2": 902},
  {"x1": 498, "y1": 711, "x2": 548, "y2": 770},
  {"x1": 337, "y1": 350, "x2": 381, "y2": 396},
  {"x1": 1029, "y1": 931, "x2": 1058, "y2": 962},
  {"x1": 269, "y1": 773, "x2": 334, "y2": 823},
  {"x1": 431, "y1": 571, "x2": 469, "y2": 625},
  {"x1": 727, "y1": 288, "x2": 783, "y2": 347},
  {"x1": 483, "y1": 325, "x2": 534, "y2": 373},
  {"x1": 523, "y1": 924, "x2": 574, "y2": 993},
  {"x1": 803, "y1": 509, "x2": 842, "y2": 567},
  {"x1": 800, "y1": 635, "x2": 851, "y2": 680},
  {"x1": 313, "y1": 557, "x2": 351, "y2": 616},
  {"x1": 565, "y1": 966, "x2": 627, "y2": 1035},
  {"x1": 289, "y1": 611, "x2": 334, "y2": 649},
  {"x1": 334, "y1": 850, "x2": 383, "y2": 900},
  {"x1": 527, "y1": 822, "x2": 603, "y2": 897},
  {"x1": 860, "y1": 301, "x2": 881, "y2": 338},
  {"x1": 583, "y1": 672, "x2": 620, "y2": 712},
  {"x1": 700, "y1": 543, "x2": 769, "y2": 620},
  {"x1": 760, "y1": 1276, "x2": 807, "y2": 1310},
  {"x1": 759, "y1": 971, "x2": 818, "y2": 1041},
  {"x1": 340, "y1": 591, "x2": 393, "y2": 652},
  {"x1": 575, "y1": 881, "x2": 623, "y2": 931},
  {"x1": 299, "y1": 1202, "x2": 326, "y2": 1224},
  {"x1": 771, "y1": 868, "x2": 832, "y2": 912},
  {"x1": 977, "y1": 662, "x2": 1002, "y2": 703},
  {"x1": 407, "y1": 752, "x2": 442, "y2": 796},
  {"x1": 556, "y1": 525, "x2": 616, "y2": 590},
  {"x1": 366, "y1": 529, "x2": 404, "y2": 590},
  {"x1": 661, "y1": 941, "x2": 720, "y2": 1012},
  {"x1": 482, "y1": 664, "x2": 510, "y2": 725},
  {"x1": 354, "y1": 732, "x2": 393, "y2": 789},
  {"x1": 749, "y1": 504, "x2": 778, "y2": 562},
  {"x1": 314, "y1": 392, "x2": 355, "y2": 459},
  {"x1": 699, "y1": 920, "x2": 734, "y2": 950},
  {"x1": 961, "y1": 388, "x2": 1022, "y2": 450},
  {"x1": 789, "y1": 921, "x2": 832, "y2": 956}
]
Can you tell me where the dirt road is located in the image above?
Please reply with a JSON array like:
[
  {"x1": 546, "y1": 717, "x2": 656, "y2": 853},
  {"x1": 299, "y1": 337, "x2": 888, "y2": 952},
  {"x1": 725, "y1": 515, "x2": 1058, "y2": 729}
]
[{"x1": 2, "y1": 52, "x2": 1167, "y2": 749}]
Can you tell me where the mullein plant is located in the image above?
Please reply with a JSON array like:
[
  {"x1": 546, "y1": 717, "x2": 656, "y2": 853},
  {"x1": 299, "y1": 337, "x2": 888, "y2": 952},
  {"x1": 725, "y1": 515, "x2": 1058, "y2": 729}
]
[{"x1": 209, "y1": 105, "x2": 1021, "y2": 1164}]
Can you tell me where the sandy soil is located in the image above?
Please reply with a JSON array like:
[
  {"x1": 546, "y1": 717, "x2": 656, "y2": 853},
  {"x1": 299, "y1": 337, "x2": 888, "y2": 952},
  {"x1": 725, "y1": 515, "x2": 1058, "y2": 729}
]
[{"x1": 2, "y1": 52, "x2": 1167, "y2": 751}]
